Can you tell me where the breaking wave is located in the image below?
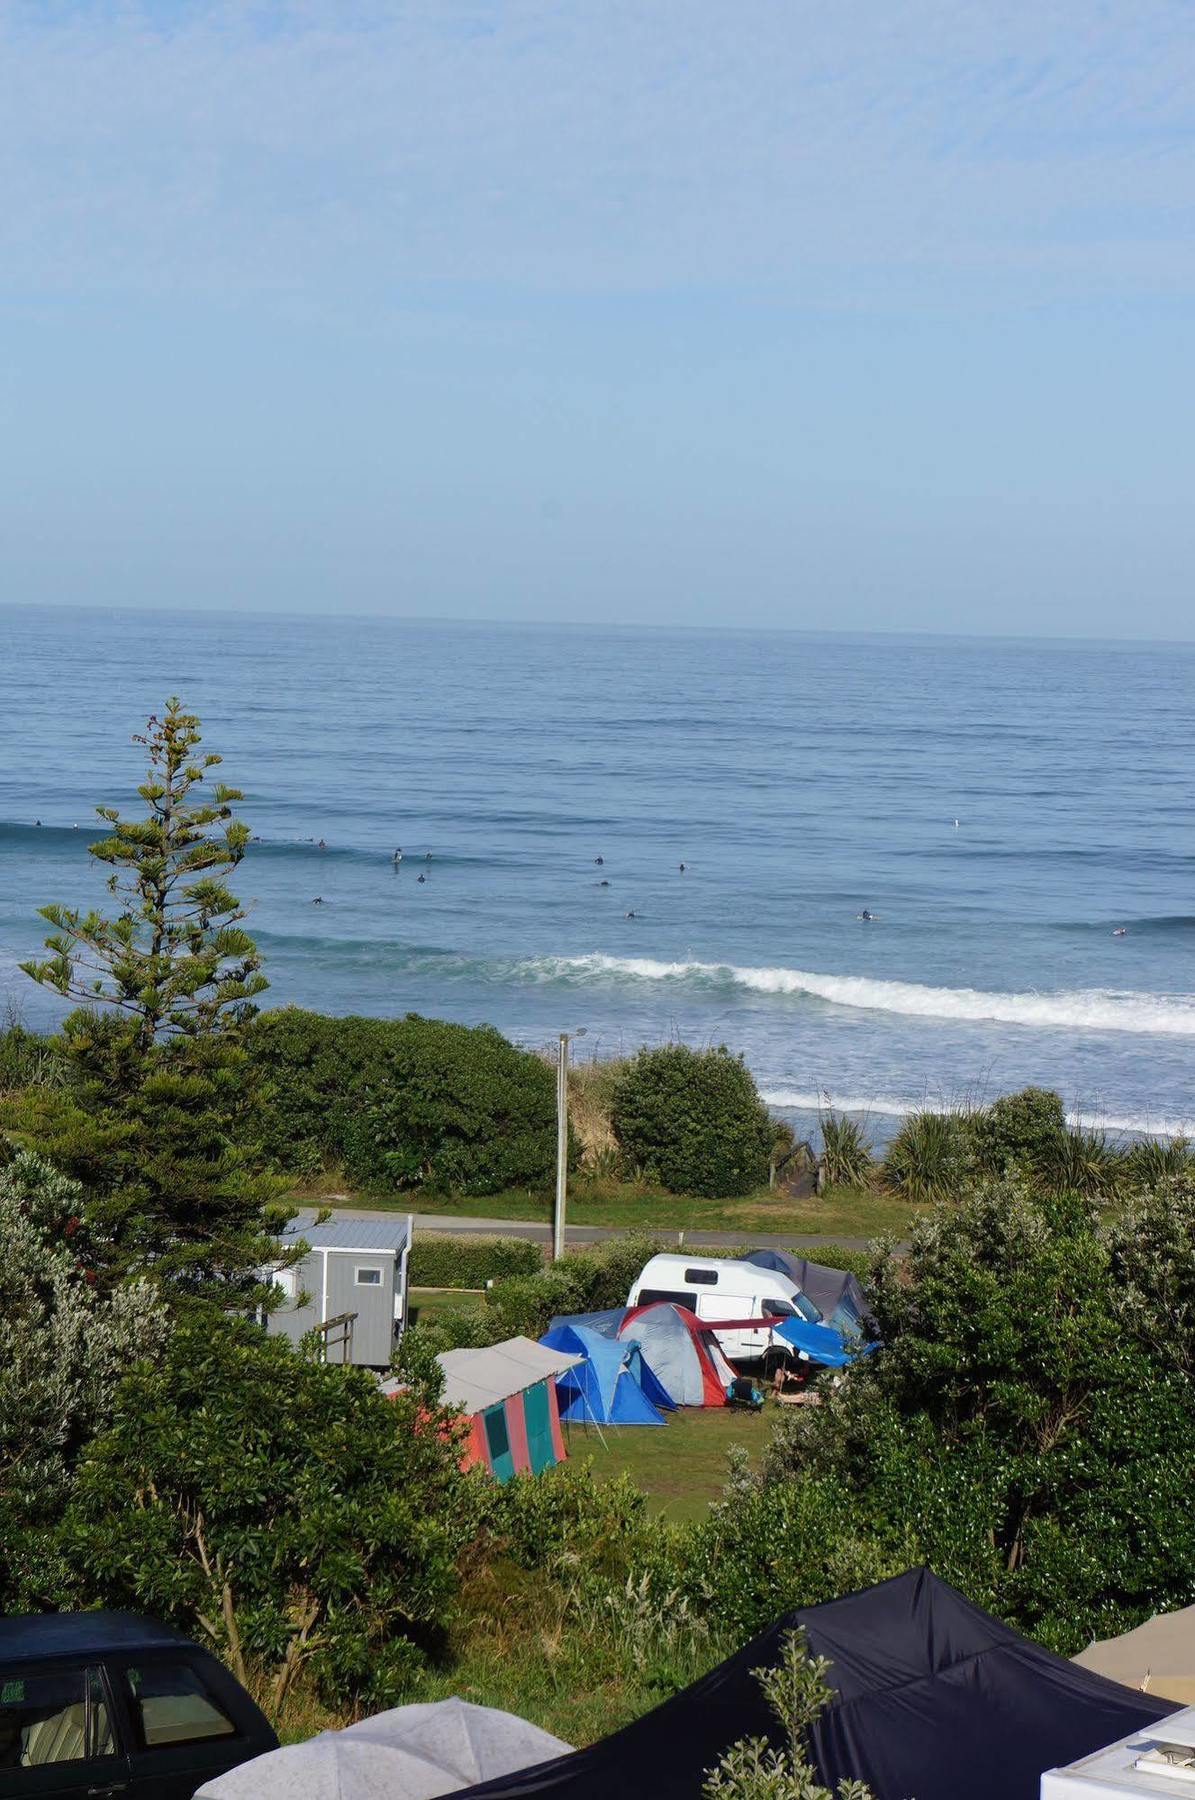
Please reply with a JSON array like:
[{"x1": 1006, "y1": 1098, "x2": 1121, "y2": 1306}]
[
  {"x1": 759, "y1": 1089, "x2": 1194, "y2": 1139},
  {"x1": 529, "y1": 954, "x2": 1195, "y2": 1037}
]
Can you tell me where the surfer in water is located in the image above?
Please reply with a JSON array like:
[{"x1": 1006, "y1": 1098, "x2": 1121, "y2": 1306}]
[
  {"x1": 393, "y1": 847, "x2": 402, "y2": 865},
  {"x1": 417, "y1": 872, "x2": 426, "y2": 883},
  {"x1": 1112, "y1": 926, "x2": 1127, "y2": 937},
  {"x1": 859, "y1": 908, "x2": 874, "y2": 922}
]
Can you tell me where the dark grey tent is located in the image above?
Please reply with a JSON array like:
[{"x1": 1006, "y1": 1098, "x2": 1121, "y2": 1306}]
[
  {"x1": 447, "y1": 1569, "x2": 1174, "y2": 1800},
  {"x1": 744, "y1": 1248, "x2": 874, "y2": 1335}
]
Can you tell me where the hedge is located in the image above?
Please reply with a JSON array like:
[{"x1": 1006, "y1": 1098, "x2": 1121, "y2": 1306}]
[
  {"x1": 409, "y1": 1234, "x2": 543, "y2": 1290},
  {"x1": 244, "y1": 1009, "x2": 558, "y2": 1196},
  {"x1": 612, "y1": 1044, "x2": 773, "y2": 1198}
]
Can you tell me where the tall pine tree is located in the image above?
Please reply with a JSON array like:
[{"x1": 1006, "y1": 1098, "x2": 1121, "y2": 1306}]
[{"x1": 21, "y1": 700, "x2": 288, "y2": 1307}]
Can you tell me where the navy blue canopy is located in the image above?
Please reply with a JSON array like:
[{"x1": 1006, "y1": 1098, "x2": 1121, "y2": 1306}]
[
  {"x1": 446, "y1": 1568, "x2": 1174, "y2": 1800},
  {"x1": 744, "y1": 1249, "x2": 874, "y2": 1335}
]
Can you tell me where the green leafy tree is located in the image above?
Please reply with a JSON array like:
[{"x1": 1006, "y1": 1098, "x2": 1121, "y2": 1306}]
[
  {"x1": 613, "y1": 1044, "x2": 773, "y2": 1197},
  {"x1": 704, "y1": 1631, "x2": 874, "y2": 1800},
  {"x1": 969, "y1": 1086, "x2": 1066, "y2": 1183},
  {"x1": 62, "y1": 1316, "x2": 473, "y2": 1717},
  {"x1": 760, "y1": 1179, "x2": 1195, "y2": 1652},
  {"x1": 0, "y1": 1150, "x2": 168, "y2": 1610},
  {"x1": 22, "y1": 698, "x2": 265, "y2": 1046},
  {"x1": 14, "y1": 701, "x2": 287, "y2": 1305}
]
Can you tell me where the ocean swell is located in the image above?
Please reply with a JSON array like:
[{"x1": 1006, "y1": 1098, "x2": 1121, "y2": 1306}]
[{"x1": 530, "y1": 954, "x2": 1195, "y2": 1037}]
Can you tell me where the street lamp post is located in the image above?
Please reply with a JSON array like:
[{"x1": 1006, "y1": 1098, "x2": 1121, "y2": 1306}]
[{"x1": 553, "y1": 1028, "x2": 586, "y2": 1261}]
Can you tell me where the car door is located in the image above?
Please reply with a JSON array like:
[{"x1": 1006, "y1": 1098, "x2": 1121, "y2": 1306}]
[
  {"x1": 0, "y1": 1659, "x2": 130, "y2": 1800},
  {"x1": 107, "y1": 1654, "x2": 261, "y2": 1800}
]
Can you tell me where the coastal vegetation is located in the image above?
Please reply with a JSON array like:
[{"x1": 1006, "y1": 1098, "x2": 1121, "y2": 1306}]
[{"x1": 3, "y1": 698, "x2": 1195, "y2": 1747}]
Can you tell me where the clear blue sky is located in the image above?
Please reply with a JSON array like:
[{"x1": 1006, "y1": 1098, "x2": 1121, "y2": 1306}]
[{"x1": 2, "y1": 1, "x2": 1193, "y2": 637}]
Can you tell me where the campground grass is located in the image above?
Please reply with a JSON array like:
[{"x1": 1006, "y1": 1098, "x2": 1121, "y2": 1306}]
[
  {"x1": 320, "y1": 1177, "x2": 914, "y2": 1242},
  {"x1": 563, "y1": 1404, "x2": 771, "y2": 1524}
]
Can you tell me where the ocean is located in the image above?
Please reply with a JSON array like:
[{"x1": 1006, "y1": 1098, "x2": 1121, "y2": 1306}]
[{"x1": 2, "y1": 606, "x2": 1193, "y2": 1146}]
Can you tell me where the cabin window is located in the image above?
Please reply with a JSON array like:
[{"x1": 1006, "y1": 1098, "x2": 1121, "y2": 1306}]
[
  {"x1": 274, "y1": 1264, "x2": 300, "y2": 1304},
  {"x1": 684, "y1": 1267, "x2": 718, "y2": 1285},
  {"x1": 355, "y1": 1266, "x2": 383, "y2": 1287}
]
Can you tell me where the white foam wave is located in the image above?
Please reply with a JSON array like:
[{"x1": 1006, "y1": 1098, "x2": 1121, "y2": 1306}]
[
  {"x1": 760, "y1": 1089, "x2": 1194, "y2": 1140},
  {"x1": 536, "y1": 953, "x2": 1195, "y2": 1037}
]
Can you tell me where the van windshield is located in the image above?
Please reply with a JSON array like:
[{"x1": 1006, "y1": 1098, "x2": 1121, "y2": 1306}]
[{"x1": 789, "y1": 1291, "x2": 823, "y2": 1323}]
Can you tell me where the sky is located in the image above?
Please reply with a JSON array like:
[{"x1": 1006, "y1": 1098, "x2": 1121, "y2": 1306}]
[{"x1": 1, "y1": 1, "x2": 1194, "y2": 637}]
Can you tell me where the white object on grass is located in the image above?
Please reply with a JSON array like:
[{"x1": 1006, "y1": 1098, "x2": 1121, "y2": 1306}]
[{"x1": 194, "y1": 1697, "x2": 572, "y2": 1800}]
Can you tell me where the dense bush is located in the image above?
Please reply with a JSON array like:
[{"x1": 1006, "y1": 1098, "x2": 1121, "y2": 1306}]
[
  {"x1": 0, "y1": 1150, "x2": 168, "y2": 1610},
  {"x1": 243, "y1": 1008, "x2": 391, "y2": 1174},
  {"x1": 0, "y1": 1023, "x2": 64, "y2": 1094},
  {"x1": 612, "y1": 1045, "x2": 773, "y2": 1198},
  {"x1": 969, "y1": 1086, "x2": 1066, "y2": 1181},
  {"x1": 410, "y1": 1233, "x2": 543, "y2": 1289},
  {"x1": 62, "y1": 1315, "x2": 473, "y2": 1715},
  {"x1": 246, "y1": 1008, "x2": 559, "y2": 1197},
  {"x1": 758, "y1": 1179, "x2": 1195, "y2": 1653},
  {"x1": 488, "y1": 1232, "x2": 666, "y2": 1338}
]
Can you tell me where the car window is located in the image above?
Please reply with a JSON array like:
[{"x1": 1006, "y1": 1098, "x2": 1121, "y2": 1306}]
[
  {"x1": 791, "y1": 1291, "x2": 823, "y2": 1323},
  {"x1": 123, "y1": 1664, "x2": 237, "y2": 1748},
  {"x1": 637, "y1": 1288, "x2": 692, "y2": 1309},
  {"x1": 762, "y1": 1297, "x2": 797, "y2": 1319},
  {"x1": 0, "y1": 1665, "x2": 113, "y2": 1767}
]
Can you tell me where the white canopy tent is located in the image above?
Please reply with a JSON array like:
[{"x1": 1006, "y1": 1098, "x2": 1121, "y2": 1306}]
[{"x1": 195, "y1": 1696, "x2": 571, "y2": 1800}]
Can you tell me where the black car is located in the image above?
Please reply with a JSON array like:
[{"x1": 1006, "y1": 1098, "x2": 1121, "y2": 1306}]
[{"x1": 0, "y1": 1612, "x2": 278, "y2": 1799}]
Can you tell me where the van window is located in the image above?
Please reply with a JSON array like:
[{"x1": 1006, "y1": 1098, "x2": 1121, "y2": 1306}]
[
  {"x1": 123, "y1": 1663, "x2": 236, "y2": 1749},
  {"x1": 0, "y1": 1665, "x2": 113, "y2": 1766},
  {"x1": 762, "y1": 1298, "x2": 797, "y2": 1319},
  {"x1": 637, "y1": 1288, "x2": 692, "y2": 1310},
  {"x1": 683, "y1": 1267, "x2": 718, "y2": 1285}
]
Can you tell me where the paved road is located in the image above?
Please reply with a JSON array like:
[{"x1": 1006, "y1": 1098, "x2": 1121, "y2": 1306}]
[{"x1": 327, "y1": 1203, "x2": 878, "y2": 1254}]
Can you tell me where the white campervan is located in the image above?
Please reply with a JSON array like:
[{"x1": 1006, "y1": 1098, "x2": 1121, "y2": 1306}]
[{"x1": 626, "y1": 1253, "x2": 822, "y2": 1370}]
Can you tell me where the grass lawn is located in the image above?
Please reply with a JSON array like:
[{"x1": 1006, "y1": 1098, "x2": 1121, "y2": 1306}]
[
  {"x1": 408, "y1": 1286, "x2": 485, "y2": 1325},
  {"x1": 563, "y1": 1403, "x2": 772, "y2": 1524},
  {"x1": 321, "y1": 1178, "x2": 915, "y2": 1242}
]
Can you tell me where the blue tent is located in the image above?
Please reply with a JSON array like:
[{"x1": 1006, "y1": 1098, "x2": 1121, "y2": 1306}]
[
  {"x1": 540, "y1": 1323, "x2": 669, "y2": 1425},
  {"x1": 548, "y1": 1307, "x2": 626, "y2": 1339}
]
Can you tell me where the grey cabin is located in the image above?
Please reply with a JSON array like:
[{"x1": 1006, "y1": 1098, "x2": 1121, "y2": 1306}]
[{"x1": 264, "y1": 1211, "x2": 412, "y2": 1368}]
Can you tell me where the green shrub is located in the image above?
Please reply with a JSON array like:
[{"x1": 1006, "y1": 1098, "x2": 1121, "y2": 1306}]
[
  {"x1": 488, "y1": 1233, "x2": 667, "y2": 1339},
  {"x1": 0, "y1": 1024, "x2": 64, "y2": 1094},
  {"x1": 1054, "y1": 1127, "x2": 1125, "y2": 1199},
  {"x1": 245, "y1": 1009, "x2": 558, "y2": 1197},
  {"x1": 883, "y1": 1109, "x2": 971, "y2": 1202},
  {"x1": 1123, "y1": 1135, "x2": 1194, "y2": 1187},
  {"x1": 62, "y1": 1315, "x2": 472, "y2": 1715},
  {"x1": 409, "y1": 1234, "x2": 543, "y2": 1289},
  {"x1": 244, "y1": 1009, "x2": 395, "y2": 1173},
  {"x1": 970, "y1": 1086, "x2": 1066, "y2": 1181},
  {"x1": 612, "y1": 1045, "x2": 773, "y2": 1198},
  {"x1": 817, "y1": 1113, "x2": 873, "y2": 1190}
]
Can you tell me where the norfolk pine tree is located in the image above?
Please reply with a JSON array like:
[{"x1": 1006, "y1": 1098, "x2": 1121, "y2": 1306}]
[{"x1": 21, "y1": 699, "x2": 290, "y2": 1306}]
